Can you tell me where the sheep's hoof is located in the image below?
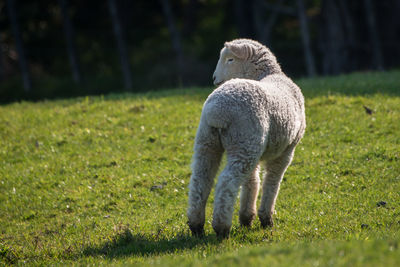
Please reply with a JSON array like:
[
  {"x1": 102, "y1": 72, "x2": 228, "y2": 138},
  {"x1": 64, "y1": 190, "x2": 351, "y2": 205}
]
[
  {"x1": 188, "y1": 223, "x2": 205, "y2": 237},
  {"x1": 239, "y1": 214, "x2": 255, "y2": 227},
  {"x1": 213, "y1": 226, "x2": 230, "y2": 239},
  {"x1": 259, "y1": 216, "x2": 274, "y2": 228}
]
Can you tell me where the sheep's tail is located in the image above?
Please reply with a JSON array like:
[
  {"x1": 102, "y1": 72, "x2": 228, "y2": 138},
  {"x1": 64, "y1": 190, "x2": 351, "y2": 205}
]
[{"x1": 202, "y1": 100, "x2": 231, "y2": 129}]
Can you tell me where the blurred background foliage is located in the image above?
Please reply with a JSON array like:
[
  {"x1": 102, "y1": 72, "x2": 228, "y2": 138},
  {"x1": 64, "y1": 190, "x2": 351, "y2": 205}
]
[{"x1": 0, "y1": 0, "x2": 399, "y2": 102}]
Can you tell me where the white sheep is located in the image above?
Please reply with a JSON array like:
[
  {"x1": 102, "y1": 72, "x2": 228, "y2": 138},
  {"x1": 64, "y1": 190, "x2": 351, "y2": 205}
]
[{"x1": 187, "y1": 39, "x2": 306, "y2": 238}]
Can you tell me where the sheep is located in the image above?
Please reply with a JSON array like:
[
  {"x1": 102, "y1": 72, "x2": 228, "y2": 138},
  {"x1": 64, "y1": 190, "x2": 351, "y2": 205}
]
[{"x1": 187, "y1": 39, "x2": 306, "y2": 238}]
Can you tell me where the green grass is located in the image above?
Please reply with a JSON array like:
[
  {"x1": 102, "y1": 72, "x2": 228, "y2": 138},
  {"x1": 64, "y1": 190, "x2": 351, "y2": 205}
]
[{"x1": 1, "y1": 70, "x2": 400, "y2": 266}]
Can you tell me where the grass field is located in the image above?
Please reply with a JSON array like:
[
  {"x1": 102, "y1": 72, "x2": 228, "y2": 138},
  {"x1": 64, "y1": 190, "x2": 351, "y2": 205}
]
[{"x1": 1, "y1": 70, "x2": 399, "y2": 266}]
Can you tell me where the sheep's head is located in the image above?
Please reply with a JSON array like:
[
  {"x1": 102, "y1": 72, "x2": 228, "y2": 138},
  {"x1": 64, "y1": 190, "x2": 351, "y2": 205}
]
[{"x1": 212, "y1": 39, "x2": 282, "y2": 86}]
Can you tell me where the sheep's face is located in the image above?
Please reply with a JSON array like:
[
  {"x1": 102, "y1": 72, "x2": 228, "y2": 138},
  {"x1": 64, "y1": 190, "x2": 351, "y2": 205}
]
[{"x1": 212, "y1": 42, "x2": 257, "y2": 86}]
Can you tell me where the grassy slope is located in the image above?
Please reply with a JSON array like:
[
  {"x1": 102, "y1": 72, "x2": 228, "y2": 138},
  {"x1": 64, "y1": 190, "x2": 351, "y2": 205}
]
[{"x1": 0, "y1": 70, "x2": 399, "y2": 265}]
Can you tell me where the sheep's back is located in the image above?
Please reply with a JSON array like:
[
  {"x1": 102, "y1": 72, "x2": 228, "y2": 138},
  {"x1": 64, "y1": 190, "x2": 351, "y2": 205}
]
[{"x1": 202, "y1": 77, "x2": 305, "y2": 157}]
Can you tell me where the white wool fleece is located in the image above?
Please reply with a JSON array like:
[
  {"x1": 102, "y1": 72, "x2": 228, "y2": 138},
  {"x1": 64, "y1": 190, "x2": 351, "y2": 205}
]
[{"x1": 187, "y1": 39, "x2": 306, "y2": 238}]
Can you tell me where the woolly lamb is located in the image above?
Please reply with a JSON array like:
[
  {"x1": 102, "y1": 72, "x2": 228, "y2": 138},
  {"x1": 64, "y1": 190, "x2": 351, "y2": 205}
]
[{"x1": 187, "y1": 39, "x2": 306, "y2": 238}]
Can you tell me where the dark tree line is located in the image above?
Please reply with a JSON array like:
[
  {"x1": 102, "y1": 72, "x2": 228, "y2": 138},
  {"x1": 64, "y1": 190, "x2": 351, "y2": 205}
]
[
  {"x1": 6, "y1": 0, "x2": 31, "y2": 91},
  {"x1": 0, "y1": 0, "x2": 399, "y2": 101},
  {"x1": 58, "y1": 0, "x2": 81, "y2": 84}
]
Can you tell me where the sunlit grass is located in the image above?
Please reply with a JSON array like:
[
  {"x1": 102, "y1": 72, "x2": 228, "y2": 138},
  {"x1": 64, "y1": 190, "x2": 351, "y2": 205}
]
[{"x1": 1, "y1": 70, "x2": 399, "y2": 265}]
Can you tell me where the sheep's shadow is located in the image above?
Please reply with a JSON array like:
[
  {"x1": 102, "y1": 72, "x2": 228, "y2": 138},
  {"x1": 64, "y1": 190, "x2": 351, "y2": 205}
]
[{"x1": 82, "y1": 229, "x2": 220, "y2": 259}]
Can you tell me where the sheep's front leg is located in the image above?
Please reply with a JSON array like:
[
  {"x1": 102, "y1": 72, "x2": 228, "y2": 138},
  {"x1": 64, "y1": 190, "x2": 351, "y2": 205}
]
[
  {"x1": 239, "y1": 165, "x2": 260, "y2": 227},
  {"x1": 188, "y1": 125, "x2": 223, "y2": 237},
  {"x1": 258, "y1": 148, "x2": 294, "y2": 228}
]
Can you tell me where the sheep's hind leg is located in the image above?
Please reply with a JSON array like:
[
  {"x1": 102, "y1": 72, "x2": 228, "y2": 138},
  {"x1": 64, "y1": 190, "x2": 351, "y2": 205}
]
[
  {"x1": 188, "y1": 125, "x2": 223, "y2": 237},
  {"x1": 258, "y1": 147, "x2": 295, "y2": 228},
  {"x1": 239, "y1": 165, "x2": 260, "y2": 227},
  {"x1": 212, "y1": 155, "x2": 260, "y2": 238}
]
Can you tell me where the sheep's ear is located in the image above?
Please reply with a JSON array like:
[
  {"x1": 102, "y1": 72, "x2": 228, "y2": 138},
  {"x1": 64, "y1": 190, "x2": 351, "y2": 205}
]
[{"x1": 224, "y1": 42, "x2": 255, "y2": 60}]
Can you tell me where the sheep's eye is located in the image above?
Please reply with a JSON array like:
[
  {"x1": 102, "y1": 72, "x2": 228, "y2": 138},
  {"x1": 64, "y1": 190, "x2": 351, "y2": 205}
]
[{"x1": 226, "y1": 58, "x2": 234, "y2": 63}]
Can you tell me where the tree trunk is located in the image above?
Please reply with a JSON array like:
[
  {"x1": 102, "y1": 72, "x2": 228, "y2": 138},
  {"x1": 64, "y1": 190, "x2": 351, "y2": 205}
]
[
  {"x1": 159, "y1": 0, "x2": 184, "y2": 86},
  {"x1": 252, "y1": 0, "x2": 264, "y2": 42},
  {"x1": 254, "y1": 0, "x2": 292, "y2": 46},
  {"x1": 58, "y1": 0, "x2": 82, "y2": 84},
  {"x1": 108, "y1": 0, "x2": 133, "y2": 90},
  {"x1": 337, "y1": 0, "x2": 357, "y2": 71},
  {"x1": 319, "y1": 0, "x2": 346, "y2": 75},
  {"x1": 0, "y1": 35, "x2": 4, "y2": 82},
  {"x1": 364, "y1": 0, "x2": 384, "y2": 70},
  {"x1": 296, "y1": 0, "x2": 317, "y2": 77},
  {"x1": 260, "y1": 0, "x2": 284, "y2": 46},
  {"x1": 183, "y1": 0, "x2": 199, "y2": 36},
  {"x1": 234, "y1": 0, "x2": 256, "y2": 38},
  {"x1": 6, "y1": 0, "x2": 31, "y2": 91}
]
